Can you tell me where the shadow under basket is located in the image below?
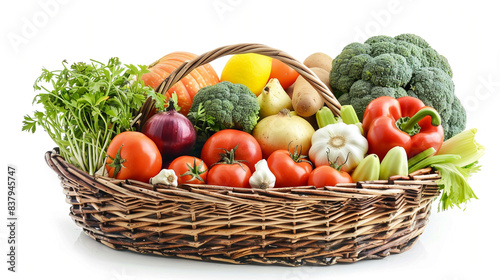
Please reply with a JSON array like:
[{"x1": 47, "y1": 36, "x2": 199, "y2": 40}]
[
  {"x1": 44, "y1": 43, "x2": 441, "y2": 266},
  {"x1": 45, "y1": 148, "x2": 440, "y2": 266}
]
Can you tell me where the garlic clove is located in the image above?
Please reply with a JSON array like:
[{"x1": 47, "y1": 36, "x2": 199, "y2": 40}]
[
  {"x1": 249, "y1": 159, "x2": 276, "y2": 190},
  {"x1": 150, "y1": 169, "x2": 178, "y2": 187}
]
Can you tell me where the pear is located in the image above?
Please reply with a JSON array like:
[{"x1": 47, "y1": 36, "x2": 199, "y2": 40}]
[{"x1": 257, "y1": 78, "x2": 293, "y2": 118}]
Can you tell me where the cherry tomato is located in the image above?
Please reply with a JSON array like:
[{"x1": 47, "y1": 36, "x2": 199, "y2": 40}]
[
  {"x1": 268, "y1": 59, "x2": 299, "y2": 89},
  {"x1": 201, "y1": 129, "x2": 262, "y2": 172},
  {"x1": 308, "y1": 166, "x2": 353, "y2": 188},
  {"x1": 106, "y1": 131, "x2": 162, "y2": 183},
  {"x1": 168, "y1": 156, "x2": 208, "y2": 185},
  {"x1": 267, "y1": 149, "x2": 313, "y2": 188},
  {"x1": 207, "y1": 163, "x2": 251, "y2": 188}
]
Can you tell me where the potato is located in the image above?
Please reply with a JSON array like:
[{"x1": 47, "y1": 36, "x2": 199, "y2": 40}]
[
  {"x1": 292, "y1": 75, "x2": 324, "y2": 118},
  {"x1": 289, "y1": 66, "x2": 332, "y2": 118},
  {"x1": 310, "y1": 67, "x2": 332, "y2": 91},
  {"x1": 285, "y1": 81, "x2": 295, "y2": 99},
  {"x1": 303, "y1": 52, "x2": 333, "y2": 72}
]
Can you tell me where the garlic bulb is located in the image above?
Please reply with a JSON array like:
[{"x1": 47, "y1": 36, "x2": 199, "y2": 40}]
[
  {"x1": 249, "y1": 159, "x2": 276, "y2": 189},
  {"x1": 150, "y1": 169, "x2": 178, "y2": 187},
  {"x1": 308, "y1": 122, "x2": 368, "y2": 172}
]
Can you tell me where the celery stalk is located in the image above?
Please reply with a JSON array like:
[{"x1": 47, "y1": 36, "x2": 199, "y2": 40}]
[
  {"x1": 316, "y1": 106, "x2": 339, "y2": 128},
  {"x1": 340, "y1": 105, "x2": 360, "y2": 124},
  {"x1": 340, "y1": 105, "x2": 364, "y2": 135},
  {"x1": 408, "y1": 147, "x2": 436, "y2": 169},
  {"x1": 413, "y1": 129, "x2": 485, "y2": 211},
  {"x1": 408, "y1": 154, "x2": 461, "y2": 174},
  {"x1": 437, "y1": 128, "x2": 485, "y2": 167}
]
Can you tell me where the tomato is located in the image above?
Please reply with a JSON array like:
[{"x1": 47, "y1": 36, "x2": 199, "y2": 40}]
[
  {"x1": 201, "y1": 129, "x2": 262, "y2": 172},
  {"x1": 308, "y1": 166, "x2": 353, "y2": 188},
  {"x1": 267, "y1": 149, "x2": 313, "y2": 188},
  {"x1": 207, "y1": 163, "x2": 251, "y2": 188},
  {"x1": 268, "y1": 59, "x2": 299, "y2": 89},
  {"x1": 168, "y1": 156, "x2": 208, "y2": 185},
  {"x1": 106, "y1": 131, "x2": 162, "y2": 183}
]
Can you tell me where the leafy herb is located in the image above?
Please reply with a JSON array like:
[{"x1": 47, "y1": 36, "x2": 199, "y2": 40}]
[
  {"x1": 187, "y1": 103, "x2": 225, "y2": 156},
  {"x1": 188, "y1": 102, "x2": 225, "y2": 141},
  {"x1": 170, "y1": 92, "x2": 182, "y2": 112},
  {"x1": 23, "y1": 58, "x2": 165, "y2": 175}
]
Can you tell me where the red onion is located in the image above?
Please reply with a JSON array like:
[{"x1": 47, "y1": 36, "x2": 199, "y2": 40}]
[{"x1": 142, "y1": 100, "x2": 196, "y2": 163}]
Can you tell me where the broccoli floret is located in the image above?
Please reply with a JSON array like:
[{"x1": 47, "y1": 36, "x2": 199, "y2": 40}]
[
  {"x1": 407, "y1": 67, "x2": 455, "y2": 120},
  {"x1": 441, "y1": 96, "x2": 467, "y2": 140},
  {"x1": 370, "y1": 41, "x2": 397, "y2": 57},
  {"x1": 188, "y1": 81, "x2": 260, "y2": 134},
  {"x1": 330, "y1": 33, "x2": 465, "y2": 139},
  {"x1": 365, "y1": 35, "x2": 395, "y2": 45},
  {"x1": 394, "y1": 41, "x2": 424, "y2": 71},
  {"x1": 362, "y1": 53, "x2": 412, "y2": 88},
  {"x1": 420, "y1": 48, "x2": 453, "y2": 77},
  {"x1": 394, "y1": 33, "x2": 430, "y2": 48},
  {"x1": 338, "y1": 80, "x2": 408, "y2": 120},
  {"x1": 329, "y1": 43, "x2": 372, "y2": 96}
]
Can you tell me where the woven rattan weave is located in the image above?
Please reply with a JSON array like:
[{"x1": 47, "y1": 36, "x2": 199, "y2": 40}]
[{"x1": 46, "y1": 149, "x2": 439, "y2": 266}]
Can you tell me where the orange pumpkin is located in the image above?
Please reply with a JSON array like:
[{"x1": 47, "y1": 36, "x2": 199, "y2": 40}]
[{"x1": 142, "y1": 52, "x2": 220, "y2": 115}]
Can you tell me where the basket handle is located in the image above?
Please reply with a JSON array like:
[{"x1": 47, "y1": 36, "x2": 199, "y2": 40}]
[{"x1": 136, "y1": 43, "x2": 342, "y2": 130}]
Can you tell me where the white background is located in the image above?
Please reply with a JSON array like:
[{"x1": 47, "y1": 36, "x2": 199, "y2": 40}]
[{"x1": 1, "y1": 0, "x2": 499, "y2": 279}]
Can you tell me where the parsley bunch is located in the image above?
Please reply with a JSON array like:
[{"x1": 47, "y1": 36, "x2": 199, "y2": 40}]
[{"x1": 23, "y1": 58, "x2": 165, "y2": 175}]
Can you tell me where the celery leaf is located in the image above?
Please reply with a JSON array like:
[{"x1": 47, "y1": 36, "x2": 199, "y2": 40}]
[{"x1": 432, "y1": 162, "x2": 478, "y2": 211}]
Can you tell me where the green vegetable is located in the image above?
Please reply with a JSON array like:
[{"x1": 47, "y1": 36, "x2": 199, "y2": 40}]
[
  {"x1": 434, "y1": 162, "x2": 480, "y2": 211},
  {"x1": 315, "y1": 106, "x2": 339, "y2": 128},
  {"x1": 340, "y1": 105, "x2": 359, "y2": 124},
  {"x1": 340, "y1": 104, "x2": 364, "y2": 135},
  {"x1": 437, "y1": 128, "x2": 485, "y2": 167},
  {"x1": 379, "y1": 146, "x2": 408, "y2": 180},
  {"x1": 362, "y1": 53, "x2": 413, "y2": 88},
  {"x1": 441, "y1": 96, "x2": 467, "y2": 140},
  {"x1": 22, "y1": 58, "x2": 165, "y2": 175},
  {"x1": 188, "y1": 81, "x2": 260, "y2": 136},
  {"x1": 408, "y1": 154, "x2": 461, "y2": 174},
  {"x1": 187, "y1": 103, "x2": 221, "y2": 140},
  {"x1": 406, "y1": 67, "x2": 463, "y2": 139},
  {"x1": 351, "y1": 154, "x2": 380, "y2": 182},
  {"x1": 408, "y1": 147, "x2": 436, "y2": 168},
  {"x1": 330, "y1": 33, "x2": 465, "y2": 139},
  {"x1": 412, "y1": 150, "x2": 481, "y2": 210},
  {"x1": 407, "y1": 128, "x2": 485, "y2": 210}
]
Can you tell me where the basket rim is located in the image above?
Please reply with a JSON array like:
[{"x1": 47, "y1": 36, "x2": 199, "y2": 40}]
[{"x1": 45, "y1": 148, "x2": 441, "y2": 203}]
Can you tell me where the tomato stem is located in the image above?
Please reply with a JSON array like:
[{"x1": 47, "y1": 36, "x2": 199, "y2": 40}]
[
  {"x1": 215, "y1": 145, "x2": 248, "y2": 171},
  {"x1": 181, "y1": 158, "x2": 207, "y2": 183},
  {"x1": 326, "y1": 148, "x2": 349, "y2": 171},
  {"x1": 288, "y1": 143, "x2": 313, "y2": 167},
  {"x1": 106, "y1": 145, "x2": 126, "y2": 178}
]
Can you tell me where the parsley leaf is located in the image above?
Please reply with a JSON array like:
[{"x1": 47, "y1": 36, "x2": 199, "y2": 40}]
[{"x1": 23, "y1": 58, "x2": 165, "y2": 175}]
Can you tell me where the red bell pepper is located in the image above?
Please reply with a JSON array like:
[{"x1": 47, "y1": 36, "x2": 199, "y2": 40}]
[{"x1": 362, "y1": 96, "x2": 444, "y2": 160}]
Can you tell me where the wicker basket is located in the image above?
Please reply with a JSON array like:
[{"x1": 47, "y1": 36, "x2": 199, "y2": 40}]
[{"x1": 45, "y1": 43, "x2": 441, "y2": 266}]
